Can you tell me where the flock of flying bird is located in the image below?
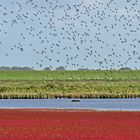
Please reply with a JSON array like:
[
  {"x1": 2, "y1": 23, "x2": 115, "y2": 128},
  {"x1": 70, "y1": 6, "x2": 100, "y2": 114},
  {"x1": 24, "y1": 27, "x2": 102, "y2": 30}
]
[{"x1": 0, "y1": 0, "x2": 140, "y2": 70}]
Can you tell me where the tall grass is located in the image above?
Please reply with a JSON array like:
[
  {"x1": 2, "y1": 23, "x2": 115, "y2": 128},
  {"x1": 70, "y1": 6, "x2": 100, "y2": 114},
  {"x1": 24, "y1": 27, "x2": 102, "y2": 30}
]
[{"x1": 0, "y1": 80, "x2": 139, "y2": 99}]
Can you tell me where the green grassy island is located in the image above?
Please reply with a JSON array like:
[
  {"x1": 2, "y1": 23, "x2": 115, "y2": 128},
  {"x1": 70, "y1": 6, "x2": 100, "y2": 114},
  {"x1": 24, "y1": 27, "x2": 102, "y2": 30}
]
[{"x1": 0, "y1": 70, "x2": 139, "y2": 99}]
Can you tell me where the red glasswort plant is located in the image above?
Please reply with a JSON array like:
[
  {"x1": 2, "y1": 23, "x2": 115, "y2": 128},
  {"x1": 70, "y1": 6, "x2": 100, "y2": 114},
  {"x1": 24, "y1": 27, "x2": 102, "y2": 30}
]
[{"x1": 0, "y1": 109, "x2": 139, "y2": 140}]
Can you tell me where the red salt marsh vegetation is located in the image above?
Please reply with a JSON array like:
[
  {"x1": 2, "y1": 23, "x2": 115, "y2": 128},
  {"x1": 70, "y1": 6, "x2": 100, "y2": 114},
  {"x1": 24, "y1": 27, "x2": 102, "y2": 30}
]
[{"x1": 0, "y1": 109, "x2": 140, "y2": 140}]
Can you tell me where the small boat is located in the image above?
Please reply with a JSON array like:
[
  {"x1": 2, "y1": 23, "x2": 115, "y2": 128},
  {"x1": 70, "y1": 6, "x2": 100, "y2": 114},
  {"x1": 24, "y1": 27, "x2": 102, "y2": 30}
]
[{"x1": 71, "y1": 99, "x2": 80, "y2": 102}]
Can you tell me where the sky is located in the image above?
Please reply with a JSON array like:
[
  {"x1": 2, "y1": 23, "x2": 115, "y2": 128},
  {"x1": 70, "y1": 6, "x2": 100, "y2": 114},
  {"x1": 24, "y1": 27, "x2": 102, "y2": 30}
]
[{"x1": 0, "y1": 0, "x2": 140, "y2": 70}]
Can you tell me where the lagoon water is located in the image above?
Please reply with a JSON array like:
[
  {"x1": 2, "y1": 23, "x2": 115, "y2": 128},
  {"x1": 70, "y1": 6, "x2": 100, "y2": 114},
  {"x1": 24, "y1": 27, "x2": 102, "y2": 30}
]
[{"x1": 0, "y1": 99, "x2": 140, "y2": 111}]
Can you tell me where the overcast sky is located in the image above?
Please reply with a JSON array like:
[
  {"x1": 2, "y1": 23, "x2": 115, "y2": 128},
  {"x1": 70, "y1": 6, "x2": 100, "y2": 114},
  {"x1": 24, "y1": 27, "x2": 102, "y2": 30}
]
[{"x1": 0, "y1": 0, "x2": 140, "y2": 70}]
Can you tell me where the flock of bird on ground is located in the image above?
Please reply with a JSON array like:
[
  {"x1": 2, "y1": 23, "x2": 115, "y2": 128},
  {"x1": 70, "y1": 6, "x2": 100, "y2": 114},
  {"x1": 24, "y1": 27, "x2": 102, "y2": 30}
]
[{"x1": 0, "y1": 0, "x2": 140, "y2": 70}]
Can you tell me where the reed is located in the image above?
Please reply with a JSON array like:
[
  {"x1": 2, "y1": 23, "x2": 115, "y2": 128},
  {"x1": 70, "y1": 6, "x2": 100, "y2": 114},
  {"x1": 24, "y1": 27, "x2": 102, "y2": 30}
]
[{"x1": 0, "y1": 80, "x2": 139, "y2": 99}]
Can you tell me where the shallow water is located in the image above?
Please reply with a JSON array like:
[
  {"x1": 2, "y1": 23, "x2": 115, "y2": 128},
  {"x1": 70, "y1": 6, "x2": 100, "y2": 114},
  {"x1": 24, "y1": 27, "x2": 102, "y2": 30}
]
[{"x1": 0, "y1": 99, "x2": 140, "y2": 111}]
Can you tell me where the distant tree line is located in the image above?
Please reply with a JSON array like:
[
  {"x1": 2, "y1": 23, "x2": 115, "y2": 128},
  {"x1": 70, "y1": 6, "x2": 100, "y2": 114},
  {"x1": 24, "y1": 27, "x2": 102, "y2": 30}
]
[
  {"x1": 44, "y1": 66, "x2": 66, "y2": 71},
  {"x1": 119, "y1": 67, "x2": 132, "y2": 70},
  {"x1": 0, "y1": 66, "x2": 66, "y2": 71},
  {"x1": 0, "y1": 66, "x2": 133, "y2": 71},
  {"x1": 44, "y1": 67, "x2": 132, "y2": 70},
  {"x1": 0, "y1": 66, "x2": 34, "y2": 71}
]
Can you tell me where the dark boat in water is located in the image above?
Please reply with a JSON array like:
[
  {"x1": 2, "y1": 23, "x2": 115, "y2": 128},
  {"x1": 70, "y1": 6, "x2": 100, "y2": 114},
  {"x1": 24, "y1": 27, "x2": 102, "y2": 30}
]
[{"x1": 71, "y1": 99, "x2": 80, "y2": 102}]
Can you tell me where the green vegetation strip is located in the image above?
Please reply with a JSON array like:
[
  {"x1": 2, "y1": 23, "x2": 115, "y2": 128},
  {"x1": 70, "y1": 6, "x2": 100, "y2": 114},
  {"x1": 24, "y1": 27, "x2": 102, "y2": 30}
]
[
  {"x1": 0, "y1": 70, "x2": 139, "y2": 81},
  {"x1": 0, "y1": 70, "x2": 139, "y2": 99},
  {"x1": 0, "y1": 80, "x2": 139, "y2": 99}
]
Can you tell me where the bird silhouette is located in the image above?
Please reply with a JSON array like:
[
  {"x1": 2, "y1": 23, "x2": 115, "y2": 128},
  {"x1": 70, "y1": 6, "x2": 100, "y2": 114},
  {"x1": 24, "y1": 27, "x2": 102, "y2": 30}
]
[{"x1": 0, "y1": 0, "x2": 139, "y2": 70}]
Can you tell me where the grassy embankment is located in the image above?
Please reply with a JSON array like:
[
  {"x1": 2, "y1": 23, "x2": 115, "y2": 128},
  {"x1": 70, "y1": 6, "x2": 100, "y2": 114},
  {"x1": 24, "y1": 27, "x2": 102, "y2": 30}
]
[{"x1": 0, "y1": 70, "x2": 140, "y2": 99}]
